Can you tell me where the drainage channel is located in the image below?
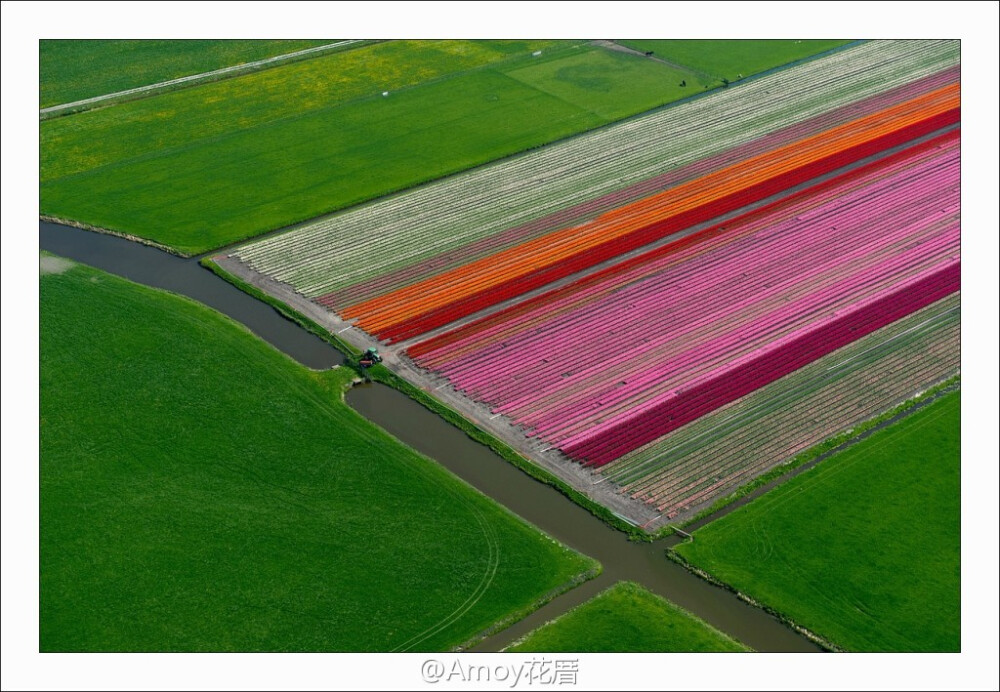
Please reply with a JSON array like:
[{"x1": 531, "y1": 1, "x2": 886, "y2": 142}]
[{"x1": 40, "y1": 220, "x2": 821, "y2": 652}]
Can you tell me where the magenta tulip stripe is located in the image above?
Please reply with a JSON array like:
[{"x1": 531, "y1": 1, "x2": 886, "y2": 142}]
[
  {"x1": 409, "y1": 134, "x2": 959, "y2": 484},
  {"x1": 602, "y1": 294, "x2": 959, "y2": 519}
]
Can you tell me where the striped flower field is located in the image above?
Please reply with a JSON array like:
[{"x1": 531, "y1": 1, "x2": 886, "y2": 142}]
[
  {"x1": 233, "y1": 40, "x2": 957, "y2": 306},
  {"x1": 226, "y1": 39, "x2": 960, "y2": 525},
  {"x1": 409, "y1": 134, "x2": 959, "y2": 463},
  {"x1": 597, "y1": 293, "x2": 959, "y2": 519}
]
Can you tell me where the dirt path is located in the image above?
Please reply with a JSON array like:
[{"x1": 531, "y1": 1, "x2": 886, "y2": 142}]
[
  {"x1": 40, "y1": 40, "x2": 368, "y2": 118},
  {"x1": 592, "y1": 39, "x2": 719, "y2": 82}
]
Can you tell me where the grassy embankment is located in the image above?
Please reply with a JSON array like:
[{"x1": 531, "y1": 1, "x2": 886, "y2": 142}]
[
  {"x1": 675, "y1": 391, "x2": 960, "y2": 652},
  {"x1": 41, "y1": 39, "x2": 710, "y2": 254},
  {"x1": 507, "y1": 581, "x2": 749, "y2": 652},
  {"x1": 40, "y1": 257, "x2": 598, "y2": 652}
]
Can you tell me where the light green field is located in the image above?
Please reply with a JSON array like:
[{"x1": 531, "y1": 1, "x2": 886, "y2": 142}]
[
  {"x1": 507, "y1": 582, "x2": 748, "y2": 652},
  {"x1": 39, "y1": 256, "x2": 596, "y2": 652},
  {"x1": 617, "y1": 39, "x2": 852, "y2": 81},
  {"x1": 40, "y1": 39, "x2": 337, "y2": 108},
  {"x1": 504, "y1": 47, "x2": 706, "y2": 120},
  {"x1": 676, "y1": 391, "x2": 960, "y2": 652},
  {"x1": 40, "y1": 40, "x2": 709, "y2": 255}
]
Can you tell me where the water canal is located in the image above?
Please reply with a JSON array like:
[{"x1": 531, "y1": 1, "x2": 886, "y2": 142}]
[{"x1": 40, "y1": 220, "x2": 820, "y2": 652}]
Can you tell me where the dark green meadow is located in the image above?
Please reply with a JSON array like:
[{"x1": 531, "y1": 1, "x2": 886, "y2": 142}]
[{"x1": 40, "y1": 257, "x2": 595, "y2": 651}]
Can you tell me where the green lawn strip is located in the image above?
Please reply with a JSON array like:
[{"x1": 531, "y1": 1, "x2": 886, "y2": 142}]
[
  {"x1": 41, "y1": 41, "x2": 706, "y2": 255},
  {"x1": 40, "y1": 257, "x2": 597, "y2": 652},
  {"x1": 616, "y1": 39, "x2": 853, "y2": 82},
  {"x1": 41, "y1": 39, "x2": 574, "y2": 182},
  {"x1": 675, "y1": 391, "x2": 960, "y2": 652},
  {"x1": 40, "y1": 39, "x2": 338, "y2": 108},
  {"x1": 507, "y1": 581, "x2": 749, "y2": 652}
]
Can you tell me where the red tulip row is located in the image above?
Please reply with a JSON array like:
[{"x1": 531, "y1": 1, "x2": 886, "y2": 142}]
[
  {"x1": 317, "y1": 65, "x2": 959, "y2": 313},
  {"x1": 407, "y1": 135, "x2": 960, "y2": 475},
  {"x1": 344, "y1": 85, "x2": 959, "y2": 342}
]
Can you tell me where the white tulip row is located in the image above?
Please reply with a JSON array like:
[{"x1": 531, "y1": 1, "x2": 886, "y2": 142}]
[{"x1": 233, "y1": 40, "x2": 959, "y2": 301}]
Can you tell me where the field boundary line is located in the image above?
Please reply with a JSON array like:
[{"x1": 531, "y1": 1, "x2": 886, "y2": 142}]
[
  {"x1": 40, "y1": 40, "x2": 374, "y2": 119},
  {"x1": 679, "y1": 377, "x2": 960, "y2": 533},
  {"x1": 665, "y1": 549, "x2": 843, "y2": 652}
]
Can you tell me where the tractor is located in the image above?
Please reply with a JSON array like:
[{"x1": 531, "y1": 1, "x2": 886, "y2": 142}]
[{"x1": 359, "y1": 347, "x2": 383, "y2": 369}]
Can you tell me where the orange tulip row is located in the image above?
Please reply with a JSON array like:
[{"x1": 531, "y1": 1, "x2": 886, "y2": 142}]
[{"x1": 341, "y1": 84, "x2": 959, "y2": 340}]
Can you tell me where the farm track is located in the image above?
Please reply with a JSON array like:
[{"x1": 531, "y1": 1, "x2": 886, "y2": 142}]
[{"x1": 40, "y1": 40, "x2": 371, "y2": 119}]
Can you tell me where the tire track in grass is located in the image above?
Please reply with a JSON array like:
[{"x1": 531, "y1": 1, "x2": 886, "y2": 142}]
[
  {"x1": 278, "y1": 367, "x2": 505, "y2": 653},
  {"x1": 158, "y1": 301, "x2": 506, "y2": 651},
  {"x1": 389, "y1": 499, "x2": 501, "y2": 652}
]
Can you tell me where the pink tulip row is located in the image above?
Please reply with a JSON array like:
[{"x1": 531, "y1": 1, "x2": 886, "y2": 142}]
[{"x1": 408, "y1": 135, "x2": 960, "y2": 470}]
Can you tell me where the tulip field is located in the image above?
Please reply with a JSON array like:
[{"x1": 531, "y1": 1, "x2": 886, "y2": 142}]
[
  {"x1": 227, "y1": 39, "x2": 961, "y2": 525},
  {"x1": 233, "y1": 40, "x2": 956, "y2": 305},
  {"x1": 601, "y1": 294, "x2": 959, "y2": 518},
  {"x1": 408, "y1": 133, "x2": 959, "y2": 465}
]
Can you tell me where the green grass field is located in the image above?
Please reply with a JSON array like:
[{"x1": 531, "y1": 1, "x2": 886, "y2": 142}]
[
  {"x1": 39, "y1": 256, "x2": 596, "y2": 652},
  {"x1": 676, "y1": 391, "x2": 960, "y2": 652},
  {"x1": 507, "y1": 582, "x2": 748, "y2": 652},
  {"x1": 40, "y1": 39, "x2": 338, "y2": 108},
  {"x1": 40, "y1": 40, "x2": 709, "y2": 255},
  {"x1": 617, "y1": 39, "x2": 851, "y2": 81}
]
